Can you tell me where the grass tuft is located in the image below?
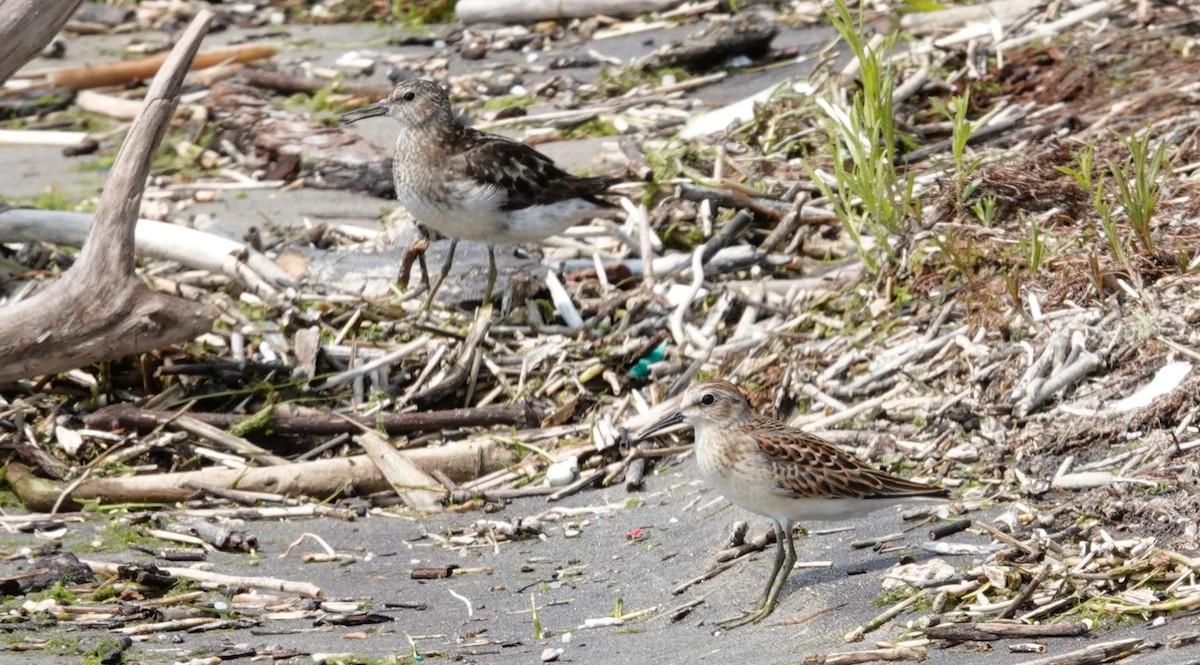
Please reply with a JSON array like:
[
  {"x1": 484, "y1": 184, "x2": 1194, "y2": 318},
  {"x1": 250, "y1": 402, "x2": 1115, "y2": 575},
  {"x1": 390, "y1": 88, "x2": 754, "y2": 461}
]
[
  {"x1": 1107, "y1": 130, "x2": 1171, "y2": 252},
  {"x1": 809, "y1": 0, "x2": 915, "y2": 273}
]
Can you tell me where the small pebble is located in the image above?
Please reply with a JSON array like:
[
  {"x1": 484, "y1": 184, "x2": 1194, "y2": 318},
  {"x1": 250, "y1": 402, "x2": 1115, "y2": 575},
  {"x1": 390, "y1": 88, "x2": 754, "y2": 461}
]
[
  {"x1": 541, "y1": 647, "x2": 560, "y2": 662},
  {"x1": 460, "y1": 40, "x2": 487, "y2": 60}
]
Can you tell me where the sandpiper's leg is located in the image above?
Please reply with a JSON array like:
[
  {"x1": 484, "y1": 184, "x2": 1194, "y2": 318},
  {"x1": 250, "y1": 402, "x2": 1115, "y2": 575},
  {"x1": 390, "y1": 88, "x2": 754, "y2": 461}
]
[
  {"x1": 482, "y1": 245, "x2": 497, "y2": 305},
  {"x1": 416, "y1": 252, "x2": 430, "y2": 288},
  {"x1": 718, "y1": 521, "x2": 793, "y2": 629},
  {"x1": 758, "y1": 521, "x2": 797, "y2": 619},
  {"x1": 423, "y1": 238, "x2": 458, "y2": 309},
  {"x1": 756, "y1": 521, "x2": 789, "y2": 610}
]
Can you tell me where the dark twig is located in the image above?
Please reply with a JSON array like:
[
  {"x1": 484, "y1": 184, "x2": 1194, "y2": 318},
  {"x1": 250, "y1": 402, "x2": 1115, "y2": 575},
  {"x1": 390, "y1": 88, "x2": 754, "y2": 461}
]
[
  {"x1": 701, "y1": 209, "x2": 754, "y2": 266},
  {"x1": 928, "y1": 519, "x2": 972, "y2": 541}
]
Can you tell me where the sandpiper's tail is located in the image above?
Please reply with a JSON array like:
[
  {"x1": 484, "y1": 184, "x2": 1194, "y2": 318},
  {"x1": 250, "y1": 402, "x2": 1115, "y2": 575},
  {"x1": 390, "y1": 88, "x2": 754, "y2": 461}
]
[
  {"x1": 859, "y1": 469, "x2": 949, "y2": 500},
  {"x1": 575, "y1": 175, "x2": 621, "y2": 208}
]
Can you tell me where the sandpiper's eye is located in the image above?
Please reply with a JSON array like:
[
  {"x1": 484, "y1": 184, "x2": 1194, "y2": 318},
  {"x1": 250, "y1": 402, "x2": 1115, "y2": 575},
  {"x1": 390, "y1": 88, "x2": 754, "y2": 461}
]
[
  {"x1": 700, "y1": 393, "x2": 716, "y2": 406},
  {"x1": 402, "y1": 91, "x2": 416, "y2": 102}
]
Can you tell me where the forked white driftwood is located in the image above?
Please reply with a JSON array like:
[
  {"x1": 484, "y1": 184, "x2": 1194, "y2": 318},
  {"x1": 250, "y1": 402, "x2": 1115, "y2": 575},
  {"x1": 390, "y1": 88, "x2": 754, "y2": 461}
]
[{"x1": 0, "y1": 12, "x2": 220, "y2": 383}]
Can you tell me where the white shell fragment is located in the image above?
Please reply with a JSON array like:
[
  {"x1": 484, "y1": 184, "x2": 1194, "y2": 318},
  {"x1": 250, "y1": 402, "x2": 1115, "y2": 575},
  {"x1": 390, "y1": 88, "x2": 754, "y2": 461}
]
[
  {"x1": 883, "y1": 558, "x2": 956, "y2": 590},
  {"x1": 546, "y1": 456, "x2": 580, "y2": 486}
]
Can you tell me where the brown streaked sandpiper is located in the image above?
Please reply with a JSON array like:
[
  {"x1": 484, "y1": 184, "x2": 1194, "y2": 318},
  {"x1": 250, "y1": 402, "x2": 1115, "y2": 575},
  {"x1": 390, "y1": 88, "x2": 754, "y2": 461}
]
[
  {"x1": 638, "y1": 380, "x2": 948, "y2": 628},
  {"x1": 341, "y1": 79, "x2": 619, "y2": 306}
]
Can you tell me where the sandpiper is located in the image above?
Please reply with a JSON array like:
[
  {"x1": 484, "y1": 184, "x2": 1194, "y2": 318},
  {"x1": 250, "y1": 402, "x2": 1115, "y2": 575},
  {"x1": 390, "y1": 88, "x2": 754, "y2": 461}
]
[
  {"x1": 639, "y1": 380, "x2": 947, "y2": 628},
  {"x1": 341, "y1": 79, "x2": 619, "y2": 306}
]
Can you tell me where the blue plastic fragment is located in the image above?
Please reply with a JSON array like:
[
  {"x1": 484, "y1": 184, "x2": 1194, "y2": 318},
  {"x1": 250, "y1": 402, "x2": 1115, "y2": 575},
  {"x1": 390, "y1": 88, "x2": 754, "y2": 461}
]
[{"x1": 629, "y1": 341, "x2": 668, "y2": 379}]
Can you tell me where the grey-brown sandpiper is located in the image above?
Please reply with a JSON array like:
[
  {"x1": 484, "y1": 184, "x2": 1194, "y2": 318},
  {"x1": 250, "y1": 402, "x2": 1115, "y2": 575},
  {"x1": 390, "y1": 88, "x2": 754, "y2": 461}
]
[
  {"x1": 639, "y1": 380, "x2": 948, "y2": 628},
  {"x1": 341, "y1": 79, "x2": 619, "y2": 306}
]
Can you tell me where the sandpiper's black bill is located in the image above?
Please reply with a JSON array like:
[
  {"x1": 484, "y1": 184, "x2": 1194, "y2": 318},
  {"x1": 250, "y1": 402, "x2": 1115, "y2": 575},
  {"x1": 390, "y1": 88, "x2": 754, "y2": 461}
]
[
  {"x1": 636, "y1": 410, "x2": 684, "y2": 442},
  {"x1": 341, "y1": 101, "x2": 387, "y2": 125}
]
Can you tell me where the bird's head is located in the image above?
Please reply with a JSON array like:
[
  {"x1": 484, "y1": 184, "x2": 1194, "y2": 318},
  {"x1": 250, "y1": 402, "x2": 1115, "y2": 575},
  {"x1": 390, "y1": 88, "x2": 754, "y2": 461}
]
[
  {"x1": 637, "y1": 380, "x2": 753, "y2": 440},
  {"x1": 341, "y1": 79, "x2": 454, "y2": 129}
]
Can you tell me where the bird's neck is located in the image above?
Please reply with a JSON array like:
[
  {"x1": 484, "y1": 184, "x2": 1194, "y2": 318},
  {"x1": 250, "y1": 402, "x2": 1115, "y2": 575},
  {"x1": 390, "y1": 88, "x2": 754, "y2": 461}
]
[
  {"x1": 692, "y1": 412, "x2": 755, "y2": 447},
  {"x1": 394, "y1": 121, "x2": 470, "y2": 158}
]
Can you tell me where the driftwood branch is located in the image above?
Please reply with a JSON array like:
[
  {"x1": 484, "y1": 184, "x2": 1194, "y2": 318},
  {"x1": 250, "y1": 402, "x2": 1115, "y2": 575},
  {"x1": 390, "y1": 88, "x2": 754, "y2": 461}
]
[
  {"x1": 1013, "y1": 638, "x2": 1150, "y2": 665},
  {"x1": 83, "y1": 402, "x2": 543, "y2": 436},
  {"x1": 637, "y1": 11, "x2": 778, "y2": 71},
  {"x1": 7, "y1": 436, "x2": 516, "y2": 511},
  {"x1": 924, "y1": 621, "x2": 1090, "y2": 642},
  {"x1": 0, "y1": 208, "x2": 294, "y2": 295},
  {"x1": 456, "y1": 0, "x2": 684, "y2": 24},
  {"x1": 42, "y1": 43, "x2": 279, "y2": 90},
  {"x1": 0, "y1": 0, "x2": 83, "y2": 84},
  {"x1": 0, "y1": 12, "x2": 220, "y2": 383}
]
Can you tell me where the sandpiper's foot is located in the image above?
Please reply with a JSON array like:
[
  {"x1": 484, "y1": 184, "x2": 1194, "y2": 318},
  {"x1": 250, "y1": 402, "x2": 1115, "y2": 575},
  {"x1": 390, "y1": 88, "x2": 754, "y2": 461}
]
[{"x1": 716, "y1": 601, "x2": 777, "y2": 630}]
